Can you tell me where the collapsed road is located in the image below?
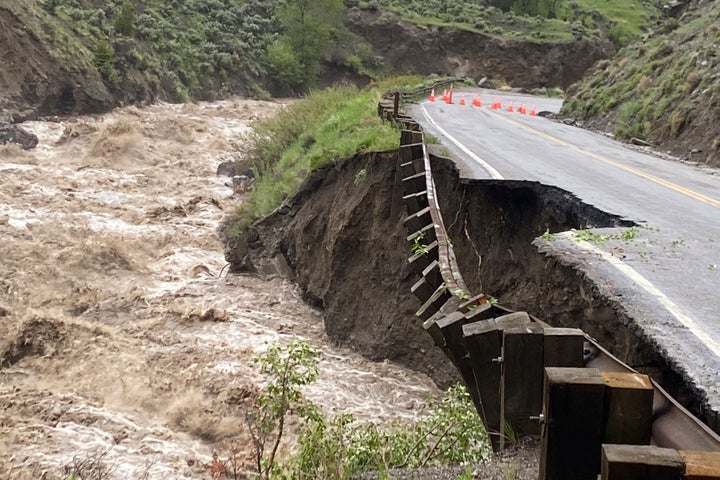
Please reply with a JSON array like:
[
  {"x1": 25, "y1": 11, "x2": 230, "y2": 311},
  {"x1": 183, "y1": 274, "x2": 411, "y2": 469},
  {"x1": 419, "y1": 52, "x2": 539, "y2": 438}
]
[{"x1": 411, "y1": 88, "x2": 720, "y2": 432}]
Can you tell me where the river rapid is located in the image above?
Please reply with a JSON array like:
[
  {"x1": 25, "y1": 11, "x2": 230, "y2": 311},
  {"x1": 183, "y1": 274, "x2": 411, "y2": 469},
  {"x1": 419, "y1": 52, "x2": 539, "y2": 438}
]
[{"x1": 0, "y1": 99, "x2": 440, "y2": 479}]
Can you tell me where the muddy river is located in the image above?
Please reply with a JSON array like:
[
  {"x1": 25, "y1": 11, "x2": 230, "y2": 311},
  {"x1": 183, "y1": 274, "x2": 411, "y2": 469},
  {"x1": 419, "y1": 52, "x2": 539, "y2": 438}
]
[{"x1": 0, "y1": 99, "x2": 440, "y2": 479}]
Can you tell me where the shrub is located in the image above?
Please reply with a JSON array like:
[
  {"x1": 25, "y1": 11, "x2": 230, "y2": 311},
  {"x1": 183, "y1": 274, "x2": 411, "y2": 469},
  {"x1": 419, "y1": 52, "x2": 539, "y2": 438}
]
[
  {"x1": 93, "y1": 40, "x2": 118, "y2": 83},
  {"x1": 114, "y1": 0, "x2": 135, "y2": 36}
]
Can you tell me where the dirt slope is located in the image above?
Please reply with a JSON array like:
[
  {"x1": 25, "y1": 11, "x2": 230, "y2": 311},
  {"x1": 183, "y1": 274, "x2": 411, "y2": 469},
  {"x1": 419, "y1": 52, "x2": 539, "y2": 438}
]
[
  {"x1": 224, "y1": 151, "x2": 461, "y2": 388},
  {"x1": 0, "y1": 8, "x2": 117, "y2": 122}
]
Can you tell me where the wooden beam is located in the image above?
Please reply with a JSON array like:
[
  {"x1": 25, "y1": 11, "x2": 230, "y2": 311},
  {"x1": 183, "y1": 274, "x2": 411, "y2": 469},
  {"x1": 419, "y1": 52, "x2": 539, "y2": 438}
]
[
  {"x1": 601, "y1": 372, "x2": 654, "y2": 445},
  {"x1": 680, "y1": 450, "x2": 720, "y2": 479},
  {"x1": 543, "y1": 327, "x2": 584, "y2": 368},
  {"x1": 437, "y1": 312, "x2": 481, "y2": 413},
  {"x1": 501, "y1": 323, "x2": 544, "y2": 444},
  {"x1": 463, "y1": 318, "x2": 502, "y2": 448},
  {"x1": 540, "y1": 367, "x2": 605, "y2": 480},
  {"x1": 601, "y1": 445, "x2": 682, "y2": 479}
]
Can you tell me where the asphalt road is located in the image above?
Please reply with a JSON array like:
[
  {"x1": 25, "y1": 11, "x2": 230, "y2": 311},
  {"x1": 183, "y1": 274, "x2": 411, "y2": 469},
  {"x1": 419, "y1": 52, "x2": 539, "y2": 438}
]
[{"x1": 409, "y1": 88, "x2": 720, "y2": 414}]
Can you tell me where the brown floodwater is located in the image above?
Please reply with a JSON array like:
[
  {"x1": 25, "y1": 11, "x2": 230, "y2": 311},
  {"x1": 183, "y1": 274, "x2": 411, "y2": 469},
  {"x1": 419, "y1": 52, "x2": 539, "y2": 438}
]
[{"x1": 0, "y1": 99, "x2": 440, "y2": 479}]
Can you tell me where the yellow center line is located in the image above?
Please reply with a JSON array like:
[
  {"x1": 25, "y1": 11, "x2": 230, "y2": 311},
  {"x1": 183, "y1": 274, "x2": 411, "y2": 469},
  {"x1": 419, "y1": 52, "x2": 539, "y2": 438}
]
[{"x1": 489, "y1": 111, "x2": 720, "y2": 208}]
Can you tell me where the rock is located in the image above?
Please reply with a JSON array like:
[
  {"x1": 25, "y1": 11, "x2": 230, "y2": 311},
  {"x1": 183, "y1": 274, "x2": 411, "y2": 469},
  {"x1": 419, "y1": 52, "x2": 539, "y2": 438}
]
[
  {"x1": 0, "y1": 124, "x2": 38, "y2": 149},
  {"x1": 630, "y1": 137, "x2": 652, "y2": 147},
  {"x1": 232, "y1": 175, "x2": 253, "y2": 194},
  {"x1": 216, "y1": 160, "x2": 235, "y2": 177}
]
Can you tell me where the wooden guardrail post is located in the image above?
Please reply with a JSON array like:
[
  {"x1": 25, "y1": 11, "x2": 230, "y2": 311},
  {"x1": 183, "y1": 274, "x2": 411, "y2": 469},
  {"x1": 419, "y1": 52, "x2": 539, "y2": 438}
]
[
  {"x1": 436, "y1": 311, "x2": 482, "y2": 412},
  {"x1": 463, "y1": 317, "x2": 503, "y2": 448},
  {"x1": 543, "y1": 327, "x2": 585, "y2": 367},
  {"x1": 540, "y1": 367, "x2": 605, "y2": 480},
  {"x1": 498, "y1": 313, "x2": 544, "y2": 446},
  {"x1": 601, "y1": 372, "x2": 654, "y2": 445},
  {"x1": 601, "y1": 445, "x2": 683, "y2": 479}
]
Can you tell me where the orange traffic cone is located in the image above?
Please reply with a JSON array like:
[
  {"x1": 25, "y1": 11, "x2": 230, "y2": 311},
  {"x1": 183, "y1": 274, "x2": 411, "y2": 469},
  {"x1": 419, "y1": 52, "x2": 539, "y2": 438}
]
[
  {"x1": 428, "y1": 89, "x2": 436, "y2": 102},
  {"x1": 459, "y1": 94, "x2": 466, "y2": 106},
  {"x1": 447, "y1": 88, "x2": 453, "y2": 104},
  {"x1": 471, "y1": 95, "x2": 481, "y2": 107},
  {"x1": 518, "y1": 103, "x2": 526, "y2": 114},
  {"x1": 506, "y1": 101, "x2": 514, "y2": 112},
  {"x1": 529, "y1": 105, "x2": 536, "y2": 116}
]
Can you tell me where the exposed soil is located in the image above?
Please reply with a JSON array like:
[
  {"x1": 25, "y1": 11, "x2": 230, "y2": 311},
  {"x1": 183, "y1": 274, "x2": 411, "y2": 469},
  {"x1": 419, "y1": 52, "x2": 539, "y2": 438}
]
[
  {"x1": 0, "y1": 100, "x2": 447, "y2": 479},
  {"x1": 0, "y1": 8, "x2": 123, "y2": 123},
  {"x1": 224, "y1": 151, "x2": 462, "y2": 390}
]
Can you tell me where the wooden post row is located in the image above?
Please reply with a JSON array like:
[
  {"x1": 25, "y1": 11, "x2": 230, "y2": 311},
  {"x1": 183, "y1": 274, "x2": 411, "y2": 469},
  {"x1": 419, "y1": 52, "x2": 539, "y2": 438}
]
[{"x1": 459, "y1": 311, "x2": 585, "y2": 451}]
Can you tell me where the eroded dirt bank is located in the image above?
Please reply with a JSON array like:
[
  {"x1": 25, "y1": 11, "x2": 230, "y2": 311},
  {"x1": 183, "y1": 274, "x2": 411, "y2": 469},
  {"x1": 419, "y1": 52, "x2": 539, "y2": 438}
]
[
  {"x1": 0, "y1": 101, "x2": 443, "y2": 479},
  {"x1": 231, "y1": 149, "x2": 718, "y2": 434},
  {"x1": 224, "y1": 151, "x2": 460, "y2": 389}
]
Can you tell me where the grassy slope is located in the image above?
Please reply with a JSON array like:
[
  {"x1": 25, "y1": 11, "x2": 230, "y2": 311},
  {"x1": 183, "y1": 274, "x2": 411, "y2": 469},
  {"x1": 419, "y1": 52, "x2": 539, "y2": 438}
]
[
  {"x1": 227, "y1": 76, "x2": 426, "y2": 226},
  {"x1": 561, "y1": 0, "x2": 720, "y2": 164},
  {"x1": 363, "y1": 0, "x2": 661, "y2": 46}
]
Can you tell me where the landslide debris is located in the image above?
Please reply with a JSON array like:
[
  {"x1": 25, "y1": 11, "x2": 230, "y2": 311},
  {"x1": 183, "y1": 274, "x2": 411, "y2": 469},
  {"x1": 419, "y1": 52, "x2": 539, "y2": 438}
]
[{"x1": 561, "y1": 0, "x2": 720, "y2": 166}]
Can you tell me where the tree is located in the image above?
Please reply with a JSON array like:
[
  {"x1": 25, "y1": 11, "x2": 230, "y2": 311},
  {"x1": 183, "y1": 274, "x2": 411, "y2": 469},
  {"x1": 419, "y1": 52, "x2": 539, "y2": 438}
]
[
  {"x1": 114, "y1": 0, "x2": 135, "y2": 36},
  {"x1": 271, "y1": 0, "x2": 343, "y2": 92}
]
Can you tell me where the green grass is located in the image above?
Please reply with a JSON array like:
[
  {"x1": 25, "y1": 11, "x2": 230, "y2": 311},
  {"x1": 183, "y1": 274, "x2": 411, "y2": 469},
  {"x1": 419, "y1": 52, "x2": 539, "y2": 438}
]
[
  {"x1": 237, "y1": 77, "x2": 422, "y2": 220},
  {"x1": 360, "y1": 0, "x2": 661, "y2": 46},
  {"x1": 568, "y1": 0, "x2": 658, "y2": 45}
]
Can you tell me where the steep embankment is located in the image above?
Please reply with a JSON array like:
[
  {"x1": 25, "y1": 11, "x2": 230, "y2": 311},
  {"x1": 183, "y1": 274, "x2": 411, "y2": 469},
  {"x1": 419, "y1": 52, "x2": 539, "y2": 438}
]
[
  {"x1": 0, "y1": 7, "x2": 119, "y2": 122},
  {"x1": 223, "y1": 151, "x2": 461, "y2": 388},
  {"x1": 561, "y1": 0, "x2": 720, "y2": 166},
  {"x1": 344, "y1": 7, "x2": 615, "y2": 89},
  {"x1": 226, "y1": 146, "x2": 720, "y2": 430}
]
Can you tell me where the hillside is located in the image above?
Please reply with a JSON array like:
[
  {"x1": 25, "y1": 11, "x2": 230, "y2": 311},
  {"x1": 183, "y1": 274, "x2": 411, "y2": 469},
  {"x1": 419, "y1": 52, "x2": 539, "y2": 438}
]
[
  {"x1": 0, "y1": 0, "x2": 661, "y2": 124},
  {"x1": 561, "y1": 0, "x2": 720, "y2": 167}
]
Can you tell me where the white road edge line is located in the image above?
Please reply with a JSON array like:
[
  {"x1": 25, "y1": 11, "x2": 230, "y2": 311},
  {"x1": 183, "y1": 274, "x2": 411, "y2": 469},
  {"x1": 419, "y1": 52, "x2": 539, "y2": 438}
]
[
  {"x1": 420, "y1": 104, "x2": 504, "y2": 180},
  {"x1": 560, "y1": 232, "x2": 720, "y2": 359},
  {"x1": 421, "y1": 103, "x2": 720, "y2": 357}
]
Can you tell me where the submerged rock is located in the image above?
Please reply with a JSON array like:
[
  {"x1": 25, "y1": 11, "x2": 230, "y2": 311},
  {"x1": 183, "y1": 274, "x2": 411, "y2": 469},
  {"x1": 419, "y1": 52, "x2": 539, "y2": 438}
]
[{"x1": 0, "y1": 124, "x2": 38, "y2": 149}]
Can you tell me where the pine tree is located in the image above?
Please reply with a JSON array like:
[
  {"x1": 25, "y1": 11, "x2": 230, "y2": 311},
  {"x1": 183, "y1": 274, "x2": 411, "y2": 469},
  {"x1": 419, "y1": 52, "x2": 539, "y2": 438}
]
[{"x1": 114, "y1": 0, "x2": 135, "y2": 37}]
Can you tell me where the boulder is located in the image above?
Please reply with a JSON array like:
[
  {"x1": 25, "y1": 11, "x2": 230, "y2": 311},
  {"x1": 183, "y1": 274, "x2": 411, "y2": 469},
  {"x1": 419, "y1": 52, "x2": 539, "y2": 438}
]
[{"x1": 0, "y1": 124, "x2": 38, "y2": 149}]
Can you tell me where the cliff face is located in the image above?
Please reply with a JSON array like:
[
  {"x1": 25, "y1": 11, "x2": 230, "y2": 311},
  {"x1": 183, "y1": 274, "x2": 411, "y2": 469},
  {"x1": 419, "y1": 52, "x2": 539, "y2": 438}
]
[
  {"x1": 0, "y1": 6, "x2": 154, "y2": 123},
  {"x1": 0, "y1": 8, "x2": 114, "y2": 122},
  {"x1": 344, "y1": 7, "x2": 615, "y2": 89}
]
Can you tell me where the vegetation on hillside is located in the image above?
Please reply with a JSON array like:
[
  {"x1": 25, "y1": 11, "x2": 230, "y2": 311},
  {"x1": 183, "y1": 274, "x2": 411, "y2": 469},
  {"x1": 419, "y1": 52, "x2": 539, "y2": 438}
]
[
  {"x1": 361, "y1": 0, "x2": 662, "y2": 46},
  {"x1": 6, "y1": 0, "x2": 382, "y2": 102},
  {"x1": 228, "y1": 76, "x2": 426, "y2": 227},
  {"x1": 5, "y1": 0, "x2": 664, "y2": 107},
  {"x1": 561, "y1": 0, "x2": 720, "y2": 165}
]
